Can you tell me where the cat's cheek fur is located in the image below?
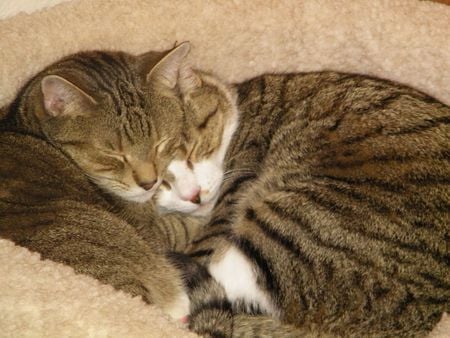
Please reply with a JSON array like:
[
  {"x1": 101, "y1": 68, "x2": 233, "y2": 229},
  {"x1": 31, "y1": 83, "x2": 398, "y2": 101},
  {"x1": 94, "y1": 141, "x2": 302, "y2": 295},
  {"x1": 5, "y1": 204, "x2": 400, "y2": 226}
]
[
  {"x1": 192, "y1": 159, "x2": 223, "y2": 204},
  {"x1": 209, "y1": 246, "x2": 277, "y2": 315}
]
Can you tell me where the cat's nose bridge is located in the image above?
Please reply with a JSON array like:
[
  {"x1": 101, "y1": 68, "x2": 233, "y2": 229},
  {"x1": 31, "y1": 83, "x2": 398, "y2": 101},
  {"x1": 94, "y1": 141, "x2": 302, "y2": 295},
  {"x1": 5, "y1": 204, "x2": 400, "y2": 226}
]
[{"x1": 133, "y1": 160, "x2": 157, "y2": 186}]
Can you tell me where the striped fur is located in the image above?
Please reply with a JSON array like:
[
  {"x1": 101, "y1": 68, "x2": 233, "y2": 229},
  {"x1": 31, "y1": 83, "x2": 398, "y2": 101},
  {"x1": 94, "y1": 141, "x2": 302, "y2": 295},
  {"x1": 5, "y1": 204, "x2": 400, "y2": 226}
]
[
  {"x1": 0, "y1": 46, "x2": 203, "y2": 319},
  {"x1": 165, "y1": 70, "x2": 450, "y2": 336}
]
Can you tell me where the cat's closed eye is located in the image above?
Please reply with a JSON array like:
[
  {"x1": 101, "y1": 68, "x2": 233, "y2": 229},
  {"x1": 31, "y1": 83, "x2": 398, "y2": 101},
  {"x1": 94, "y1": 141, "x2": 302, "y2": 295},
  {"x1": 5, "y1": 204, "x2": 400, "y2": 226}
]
[
  {"x1": 197, "y1": 104, "x2": 219, "y2": 130},
  {"x1": 101, "y1": 150, "x2": 126, "y2": 162},
  {"x1": 155, "y1": 138, "x2": 171, "y2": 155}
]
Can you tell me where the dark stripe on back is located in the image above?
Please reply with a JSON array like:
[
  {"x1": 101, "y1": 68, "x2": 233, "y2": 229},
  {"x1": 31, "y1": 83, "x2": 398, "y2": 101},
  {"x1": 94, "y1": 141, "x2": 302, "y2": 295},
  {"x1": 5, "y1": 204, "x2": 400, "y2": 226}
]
[
  {"x1": 192, "y1": 230, "x2": 230, "y2": 245},
  {"x1": 215, "y1": 173, "x2": 257, "y2": 206},
  {"x1": 388, "y1": 115, "x2": 450, "y2": 136},
  {"x1": 245, "y1": 207, "x2": 315, "y2": 269},
  {"x1": 206, "y1": 217, "x2": 232, "y2": 229},
  {"x1": 310, "y1": 174, "x2": 405, "y2": 193},
  {"x1": 188, "y1": 249, "x2": 214, "y2": 258},
  {"x1": 340, "y1": 115, "x2": 449, "y2": 146},
  {"x1": 318, "y1": 152, "x2": 447, "y2": 170},
  {"x1": 264, "y1": 200, "x2": 443, "y2": 291},
  {"x1": 270, "y1": 189, "x2": 450, "y2": 270},
  {"x1": 393, "y1": 291, "x2": 415, "y2": 316}
]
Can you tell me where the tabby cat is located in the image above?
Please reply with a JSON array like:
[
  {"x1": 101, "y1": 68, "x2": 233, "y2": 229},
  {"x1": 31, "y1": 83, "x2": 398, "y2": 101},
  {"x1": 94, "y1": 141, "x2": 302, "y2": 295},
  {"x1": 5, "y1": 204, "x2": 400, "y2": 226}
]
[
  {"x1": 0, "y1": 44, "x2": 204, "y2": 319},
  {"x1": 154, "y1": 46, "x2": 450, "y2": 337}
]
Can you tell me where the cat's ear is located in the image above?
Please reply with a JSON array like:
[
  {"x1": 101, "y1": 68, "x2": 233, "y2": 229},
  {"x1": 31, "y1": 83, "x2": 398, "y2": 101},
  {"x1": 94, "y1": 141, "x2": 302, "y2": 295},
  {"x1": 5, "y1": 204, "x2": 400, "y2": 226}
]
[
  {"x1": 137, "y1": 50, "x2": 167, "y2": 77},
  {"x1": 40, "y1": 75, "x2": 97, "y2": 118},
  {"x1": 178, "y1": 65, "x2": 202, "y2": 94},
  {"x1": 146, "y1": 41, "x2": 191, "y2": 89}
]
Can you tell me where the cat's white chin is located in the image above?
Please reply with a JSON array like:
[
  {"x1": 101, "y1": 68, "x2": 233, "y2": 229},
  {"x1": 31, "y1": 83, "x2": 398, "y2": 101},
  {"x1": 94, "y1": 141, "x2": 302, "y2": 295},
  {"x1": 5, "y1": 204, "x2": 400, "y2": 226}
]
[{"x1": 156, "y1": 188, "x2": 218, "y2": 216}]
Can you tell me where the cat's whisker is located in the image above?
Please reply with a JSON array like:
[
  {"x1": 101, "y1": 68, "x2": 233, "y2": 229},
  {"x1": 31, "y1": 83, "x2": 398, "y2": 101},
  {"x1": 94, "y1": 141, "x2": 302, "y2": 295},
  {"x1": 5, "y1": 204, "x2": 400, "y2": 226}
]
[
  {"x1": 223, "y1": 170, "x2": 254, "y2": 179},
  {"x1": 227, "y1": 168, "x2": 254, "y2": 172},
  {"x1": 222, "y1": 169, "x2": 255, "y2": 184},
  {"x1": 223, "y1": 168, "x2": 254, "y2": 176}
]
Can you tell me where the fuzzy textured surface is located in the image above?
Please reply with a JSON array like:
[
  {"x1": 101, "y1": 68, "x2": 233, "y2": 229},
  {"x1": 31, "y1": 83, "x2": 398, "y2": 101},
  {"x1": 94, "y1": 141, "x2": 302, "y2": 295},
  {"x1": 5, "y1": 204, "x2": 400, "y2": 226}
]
[
  {"x1": 0, "y1": 239, "x2": 197, "y2": 337},
  {"x1": 0, "y1": 0, "x2": 449, "y2": 337},
  {"x1": 0, "y1": 0, "x2": 72, "y2": 20}
]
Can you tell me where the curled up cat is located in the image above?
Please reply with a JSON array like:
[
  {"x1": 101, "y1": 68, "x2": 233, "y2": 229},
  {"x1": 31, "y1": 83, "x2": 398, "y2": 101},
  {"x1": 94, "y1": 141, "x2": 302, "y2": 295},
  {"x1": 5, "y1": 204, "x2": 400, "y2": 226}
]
[
  {"x1": 0, "y1": 43, "x2": 206, "y2": 320},
  {"x1": 153, "y1": 44, "x2": 450, "y2": 337}
]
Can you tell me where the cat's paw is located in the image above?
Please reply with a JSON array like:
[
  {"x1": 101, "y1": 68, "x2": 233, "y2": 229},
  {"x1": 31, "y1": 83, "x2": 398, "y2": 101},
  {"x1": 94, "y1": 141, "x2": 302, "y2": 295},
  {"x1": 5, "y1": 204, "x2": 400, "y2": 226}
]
[{"x1": 163, "y1": 291, "x2": 191, "y2": 320}]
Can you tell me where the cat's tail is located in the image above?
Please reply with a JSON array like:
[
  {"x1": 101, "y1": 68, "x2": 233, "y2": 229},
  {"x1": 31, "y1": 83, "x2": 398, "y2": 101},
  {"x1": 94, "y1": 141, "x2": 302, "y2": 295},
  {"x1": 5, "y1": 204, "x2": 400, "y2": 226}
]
[{"x1": 169, "y1": 252, "x2": 323, "y2": 338}]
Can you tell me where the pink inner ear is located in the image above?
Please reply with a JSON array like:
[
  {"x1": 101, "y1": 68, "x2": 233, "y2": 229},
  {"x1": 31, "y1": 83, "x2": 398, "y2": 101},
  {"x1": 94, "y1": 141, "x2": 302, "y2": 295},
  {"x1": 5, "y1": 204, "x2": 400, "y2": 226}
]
[
  {"x1": 41, "y1": 75, "x2": 96, "y2": 118},
  {"x1": 42, "y1": 76, "x2": 71, "y2": 117},
  {"x1": 45, "y1": 96, "x2": 66, "y2": 116}
]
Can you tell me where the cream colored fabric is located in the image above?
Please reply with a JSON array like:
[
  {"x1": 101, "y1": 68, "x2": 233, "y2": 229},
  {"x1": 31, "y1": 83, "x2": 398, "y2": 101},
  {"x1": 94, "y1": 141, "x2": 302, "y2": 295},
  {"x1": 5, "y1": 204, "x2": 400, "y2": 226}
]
[
  {"x1": 0, "y1": 0, "x2": 71, "y2": 20},
  {"x1": 1, "y1": 0, "x2": 450, "y2": 108},
  {"x1": 0, "y1": 239, "x2": 197, "y2": 337},
  {"x1": 0, "y1": 0, "x2": 449, "y2": 337}
]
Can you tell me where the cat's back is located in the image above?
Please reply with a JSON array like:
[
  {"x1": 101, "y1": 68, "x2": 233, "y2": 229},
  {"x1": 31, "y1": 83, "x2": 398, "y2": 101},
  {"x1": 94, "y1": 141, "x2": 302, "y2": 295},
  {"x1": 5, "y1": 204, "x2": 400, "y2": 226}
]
[
  {"x1": 234, "y1": 71, "x2": 449, "y2": 223},
  {"x1": 236, "y1": 71, "x2": 449, "y2": 119},
  {"x1": 224, "y1": 72, "x2": 450, "y2": 335},
  {"x1": 234, "y1": 71, "x2": 450, "y2": 165}
]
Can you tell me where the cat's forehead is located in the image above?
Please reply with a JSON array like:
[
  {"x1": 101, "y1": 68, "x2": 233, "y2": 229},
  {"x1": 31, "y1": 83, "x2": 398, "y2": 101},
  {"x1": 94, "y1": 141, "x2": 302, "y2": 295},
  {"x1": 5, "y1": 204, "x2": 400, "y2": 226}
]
[
  {"x1": 48, "y1": 50, "x2": 183, "y2": 154},
  {"x1": 57, "y1": 51, "x2": 140, "y2": 84}
]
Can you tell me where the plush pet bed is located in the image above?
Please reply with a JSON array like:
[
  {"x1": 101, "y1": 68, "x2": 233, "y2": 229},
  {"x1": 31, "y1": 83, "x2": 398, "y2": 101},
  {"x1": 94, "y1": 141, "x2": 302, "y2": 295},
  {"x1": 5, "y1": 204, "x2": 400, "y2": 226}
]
[{"x1": 0, "y1": 0, "x2": 449, "y2": 336}]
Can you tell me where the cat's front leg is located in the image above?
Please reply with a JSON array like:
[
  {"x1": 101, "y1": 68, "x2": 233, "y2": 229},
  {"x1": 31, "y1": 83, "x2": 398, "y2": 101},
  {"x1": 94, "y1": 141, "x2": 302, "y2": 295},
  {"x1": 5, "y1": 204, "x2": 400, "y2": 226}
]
[
  {"x1": 163, "y1": 289, "x2": 191, "y2": 320},
  {"x1": 208, "y1": 243, "x2": 278, "y2": 316},
  {"x1": 168, "y1": 251, "x2": 305, "y2": 337}
]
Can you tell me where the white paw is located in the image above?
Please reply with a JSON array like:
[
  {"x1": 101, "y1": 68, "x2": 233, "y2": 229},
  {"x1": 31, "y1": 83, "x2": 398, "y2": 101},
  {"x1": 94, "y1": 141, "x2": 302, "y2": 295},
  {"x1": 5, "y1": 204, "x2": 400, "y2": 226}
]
[{"x1": 163, "y1": 291, "x2": 190, "y2": 320}]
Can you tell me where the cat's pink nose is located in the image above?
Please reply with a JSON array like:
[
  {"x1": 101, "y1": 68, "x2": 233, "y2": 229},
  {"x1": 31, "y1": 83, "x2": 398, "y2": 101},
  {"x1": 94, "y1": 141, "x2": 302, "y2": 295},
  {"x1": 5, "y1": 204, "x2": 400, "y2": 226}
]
[
  {"x1": 190, "y1": 191, "x2": 201, "y2": 204},
  {"x1": 181, "y1": 188, "x2": 201, "y2": 204}
]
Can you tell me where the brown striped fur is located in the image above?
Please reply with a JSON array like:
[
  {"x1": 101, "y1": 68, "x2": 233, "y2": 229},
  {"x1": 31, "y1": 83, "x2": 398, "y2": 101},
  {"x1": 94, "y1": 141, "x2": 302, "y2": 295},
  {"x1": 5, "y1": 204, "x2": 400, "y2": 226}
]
[
  {"x1": 0, "y1": 45, "x2": 204, "y2": 318},
  {"x1": 163, "y1": 66, "x2": 450, "y2": 336}
]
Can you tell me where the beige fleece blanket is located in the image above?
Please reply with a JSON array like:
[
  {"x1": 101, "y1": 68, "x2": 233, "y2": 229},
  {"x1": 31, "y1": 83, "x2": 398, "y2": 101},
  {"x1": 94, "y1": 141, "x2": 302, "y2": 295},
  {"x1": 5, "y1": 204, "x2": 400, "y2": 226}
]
[{"x1": 0, "y1": 0, "x2": 449, "y2": 337}]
